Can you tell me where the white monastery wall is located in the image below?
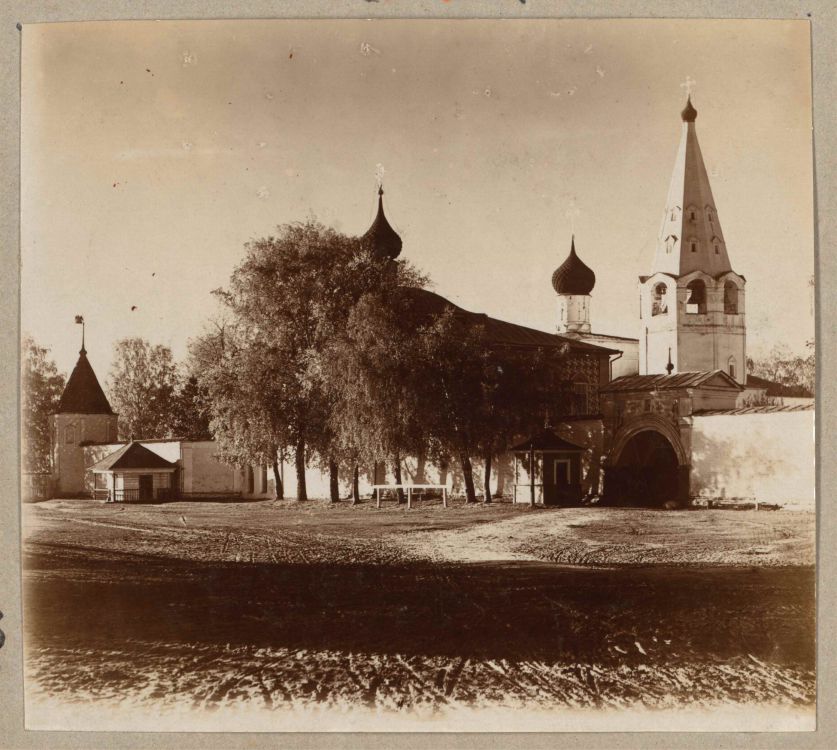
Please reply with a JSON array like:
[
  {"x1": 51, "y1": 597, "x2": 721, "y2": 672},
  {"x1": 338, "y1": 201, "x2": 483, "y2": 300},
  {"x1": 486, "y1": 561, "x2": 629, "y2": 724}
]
[{"x1": 691, "y1": 410, "x2": 815, "y2": 508}]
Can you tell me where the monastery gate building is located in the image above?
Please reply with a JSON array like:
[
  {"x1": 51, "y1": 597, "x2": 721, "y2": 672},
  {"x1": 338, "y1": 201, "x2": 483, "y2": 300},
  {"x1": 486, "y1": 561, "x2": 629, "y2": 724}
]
[{"x1": 46, "y1": 98, "x2": 814, "y2": 509}]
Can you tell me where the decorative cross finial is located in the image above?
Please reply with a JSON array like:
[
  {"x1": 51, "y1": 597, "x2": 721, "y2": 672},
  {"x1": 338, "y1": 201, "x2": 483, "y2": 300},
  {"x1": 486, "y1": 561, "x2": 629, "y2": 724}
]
[
  {"x1": 75, "y1": 314, "x2": 86, "y2": 354},
  {"x1": 565, "y1": 199, "x2": 581, "y2": 234},
  {"x1": 375, "y1": 163, "x2": 385, "y2": 192},
  {"x1": 680, "y1": 76, "x2": 696, "y2": 98}
]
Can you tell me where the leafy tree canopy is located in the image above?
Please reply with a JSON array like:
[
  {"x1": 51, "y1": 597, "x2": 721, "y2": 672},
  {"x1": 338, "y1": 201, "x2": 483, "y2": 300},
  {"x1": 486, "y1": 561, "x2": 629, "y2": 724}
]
[{"x1": 21, "y1": 335, "x2": 66, "y2": 473}]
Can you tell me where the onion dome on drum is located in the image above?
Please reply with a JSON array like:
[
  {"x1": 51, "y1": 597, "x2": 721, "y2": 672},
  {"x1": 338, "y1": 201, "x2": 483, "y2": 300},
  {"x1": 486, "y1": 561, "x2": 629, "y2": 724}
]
[
  {"x1": 361, "y1": 186, "x2": 402, "y2": 261},
  {"x1": 551, "y1": 236, "x2": 596, "y2": 296}
]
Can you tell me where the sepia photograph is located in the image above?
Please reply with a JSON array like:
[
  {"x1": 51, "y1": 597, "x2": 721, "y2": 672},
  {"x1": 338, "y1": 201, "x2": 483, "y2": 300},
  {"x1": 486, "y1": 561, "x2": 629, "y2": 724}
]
[{"x1": 18, "y1": 18, "x2": 815, "y2": 732}]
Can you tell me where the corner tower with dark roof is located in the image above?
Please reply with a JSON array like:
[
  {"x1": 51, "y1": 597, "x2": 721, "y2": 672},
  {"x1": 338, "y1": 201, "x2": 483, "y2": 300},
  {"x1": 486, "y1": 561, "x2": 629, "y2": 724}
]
[
  {"x1": 52, "y1": 332, "x2": 119, "y2": 496},
  {"x1": 639, "y1": 97, "x2": 747, "y2": 384},
  {"x1": 552, "y1": 236, "x2": 596, "y2": 335}
]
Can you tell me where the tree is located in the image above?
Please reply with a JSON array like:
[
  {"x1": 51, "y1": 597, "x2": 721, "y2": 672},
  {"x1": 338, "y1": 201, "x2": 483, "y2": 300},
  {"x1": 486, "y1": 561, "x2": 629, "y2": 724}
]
[
  {"x1": 190, "y1": 320, "x2": 288, "y2": 499},
  {"x1": 21, "y1": 335, "x2": 66, "y2": 473},
  {"x1": 414, "y1": 310, "x2": 492, "y2": 504},
  {"x1": 476, "y1": 344, "x2": 570, "y2": 502},
  {"x1": 208, "y1": 219, "x2": 359, "y2": 500},
  {"x1": 169, "y1": 374, "x2": 213, "y2": 440},
  {"x1": 319, "y1": 248, "x2": 430, "y2": 504},
  {"x1": 747, "y1": 343, "x2": 815, "y2": 397},
  {"x1": 107, "y1": 338, "x2": 179, "y2": 440}
]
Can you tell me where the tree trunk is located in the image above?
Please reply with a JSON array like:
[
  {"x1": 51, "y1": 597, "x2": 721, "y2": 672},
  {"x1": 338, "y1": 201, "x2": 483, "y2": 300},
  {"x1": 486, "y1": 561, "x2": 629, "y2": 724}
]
[
  {"x1": 272, "y1": 455, "x2": 284, "y2": 500},
  {"x1": 415, "y1": 449, "x2": 427, "y2": 484},
  {"x1": 439, "y1": 459, "x2": 449, "y2": 488},
  {"x1": 351, "y1": 464, "x2": 360, "y2": 505},
  {"x1": 483, "y1": 453, "x2": 492, "y2": 504},
  {"x1": 328, "y1": 459, "x2": 339, "y2": 502},
  {"x1": 495, "y1": 456, "x2": 505, "y2": 498},
  {"x1": 460, "y1": 452, "x2": 477, "y2": 504},
  {"x1": 393, "y1": 453, "x2": 405, "y2": 504},
  {"x1": 295, "y1": 439, "x2": 307, "y2": 501}
]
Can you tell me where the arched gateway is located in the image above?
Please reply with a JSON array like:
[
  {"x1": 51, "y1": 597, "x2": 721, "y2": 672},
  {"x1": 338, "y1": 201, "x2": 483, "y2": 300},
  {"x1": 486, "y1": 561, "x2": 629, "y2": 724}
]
[
  {"x1": 605, "y1": 422, "x2": 689, "y2": 507},
  {"x1": 598, "y1": 372, "x2": 742, "y2": 508}
]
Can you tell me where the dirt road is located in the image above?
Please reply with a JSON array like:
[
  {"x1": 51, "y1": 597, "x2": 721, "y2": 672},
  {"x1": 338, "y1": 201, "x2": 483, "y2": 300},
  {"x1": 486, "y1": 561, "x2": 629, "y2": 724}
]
[{"x1": 22, "y1": 499, "x2": 816, "y2": 726}]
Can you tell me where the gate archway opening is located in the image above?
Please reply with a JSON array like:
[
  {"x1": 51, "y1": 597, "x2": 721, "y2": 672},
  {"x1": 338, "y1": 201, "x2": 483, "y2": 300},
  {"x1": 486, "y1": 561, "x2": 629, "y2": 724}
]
[{"x1": 606, "y1": 429, "x2": 687, "y2": 507}]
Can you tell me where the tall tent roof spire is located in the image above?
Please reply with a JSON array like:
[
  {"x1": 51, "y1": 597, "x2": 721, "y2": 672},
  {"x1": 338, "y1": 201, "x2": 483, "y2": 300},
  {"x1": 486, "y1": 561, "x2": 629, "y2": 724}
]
[
  {"x1": 650, "y1": 96, "x2": 734, "y2": 277},
  {"x1": 361, "y1": 183, "x2": 402, "y2": 261},
  {"x1": 57, "y1": 333, "x2": 114, "y2": 415}
]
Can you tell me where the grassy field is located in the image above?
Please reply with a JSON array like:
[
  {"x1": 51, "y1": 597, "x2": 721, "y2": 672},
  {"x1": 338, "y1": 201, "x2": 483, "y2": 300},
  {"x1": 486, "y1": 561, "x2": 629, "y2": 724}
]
[{"x1": 22, "y1": 497, "x2": 816, "y2": 729}]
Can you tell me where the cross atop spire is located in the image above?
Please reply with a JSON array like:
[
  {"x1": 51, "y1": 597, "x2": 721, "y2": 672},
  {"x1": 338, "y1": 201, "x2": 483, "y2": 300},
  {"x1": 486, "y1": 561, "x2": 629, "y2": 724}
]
[
  {"x1": 565, "y1": 199, "x2": 581, "y2": 234},
  {"x1": 680, "y1": 75, "x2": 696, "y2": 97}
]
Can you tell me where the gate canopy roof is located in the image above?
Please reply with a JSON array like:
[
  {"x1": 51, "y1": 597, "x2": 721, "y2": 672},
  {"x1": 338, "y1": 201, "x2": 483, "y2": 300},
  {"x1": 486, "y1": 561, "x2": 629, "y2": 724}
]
[{"x1": 599, "y1": 370, "x2": 743, "y2": 393}]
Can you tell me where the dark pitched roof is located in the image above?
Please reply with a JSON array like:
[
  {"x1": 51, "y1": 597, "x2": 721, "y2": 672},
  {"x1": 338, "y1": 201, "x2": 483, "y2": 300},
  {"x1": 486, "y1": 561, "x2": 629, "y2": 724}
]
[
  {"x1": 58, "y1": 350, "x2": 114, "y2": 414},
  {"x1": 360, "y1": 187, "x2": 402, "y2": 261},
  {"x1": 552, "y1": 237, "x2": 596, "y2": 296},
  {"x1": 745, "y1": 374, "x2": 813, "y2": 398},
  {"x1": 91, "y1": 441, "x2": 176, "y2": 471},
  {"x1": 406, "y1": 288, "x2": 619, "y2": 355},
  {"x1": 511, "y1": 429, "x2": 586, "y2": 452},
  {"x1": 600, "y1": 370, "x2": 744, "y2": 393}
]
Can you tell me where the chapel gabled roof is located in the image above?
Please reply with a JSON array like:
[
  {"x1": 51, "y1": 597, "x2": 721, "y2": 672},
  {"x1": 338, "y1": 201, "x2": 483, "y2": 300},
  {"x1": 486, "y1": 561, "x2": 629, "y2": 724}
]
[
  {"x1": 91, "y1": 441, "x2": 176, "y2": 472},
  {"x1": 57, "y1": 348, "x2": 114, "y2": 414},
  {"x1": 360, "y1": 186, "x2": 402, "y2": 261},
  {"x1": 552, "y1": 236, "x2": 596, "y2": 296},
  {"x1": 511, "y1": 429, "x2": 586, "y2": 452}
]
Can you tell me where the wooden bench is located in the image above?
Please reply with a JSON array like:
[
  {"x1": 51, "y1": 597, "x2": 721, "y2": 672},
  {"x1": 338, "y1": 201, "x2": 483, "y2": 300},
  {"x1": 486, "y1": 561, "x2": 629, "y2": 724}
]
[{"x1": 371, "y1": 484, "x2": 449, "y2": 509}]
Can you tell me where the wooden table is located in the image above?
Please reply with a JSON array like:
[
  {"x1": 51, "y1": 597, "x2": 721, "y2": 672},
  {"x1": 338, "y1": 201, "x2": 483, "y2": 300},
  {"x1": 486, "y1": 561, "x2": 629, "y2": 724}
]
[{"x1": 371, "y1": 484, "x2": 449, "y2": 509}]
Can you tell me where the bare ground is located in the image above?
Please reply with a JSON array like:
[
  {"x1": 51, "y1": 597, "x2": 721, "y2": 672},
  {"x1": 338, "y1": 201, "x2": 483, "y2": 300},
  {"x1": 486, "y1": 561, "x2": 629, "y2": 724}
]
[{"x1": 22, "y1": 498, "x2": 816, "y2": 726}]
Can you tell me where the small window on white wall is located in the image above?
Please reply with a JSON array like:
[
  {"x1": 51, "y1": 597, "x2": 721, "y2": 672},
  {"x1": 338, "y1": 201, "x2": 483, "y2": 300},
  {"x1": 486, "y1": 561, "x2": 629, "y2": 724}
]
[
  {"x1": 728, "y1": 357, "x2": 737, "y2": 379},
  {"x1": 65, "y1": 425, "x2": 75, "y2": 444}
]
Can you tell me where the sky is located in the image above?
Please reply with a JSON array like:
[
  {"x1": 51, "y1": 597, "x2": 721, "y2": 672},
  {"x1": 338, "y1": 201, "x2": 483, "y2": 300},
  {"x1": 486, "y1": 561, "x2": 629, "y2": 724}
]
[{"x1": 20, "y1": 19, "x2": 814, "y2": 380}]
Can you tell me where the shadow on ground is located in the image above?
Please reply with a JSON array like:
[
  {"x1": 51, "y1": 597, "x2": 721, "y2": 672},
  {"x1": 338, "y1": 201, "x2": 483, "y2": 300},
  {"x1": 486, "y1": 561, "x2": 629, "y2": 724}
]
[{"x1": 24, "y1": 545, "x2": 815, "y2": 669}]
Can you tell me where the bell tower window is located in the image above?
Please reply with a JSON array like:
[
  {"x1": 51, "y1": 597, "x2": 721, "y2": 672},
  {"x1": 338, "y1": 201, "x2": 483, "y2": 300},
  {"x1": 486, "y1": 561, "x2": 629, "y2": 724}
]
[
  {"x1": 728, "y1": 356, "x2": 737, "y2": 379},
  {"x1": 724, "y1": 281, "x2": 738, "y2": 314},
  {"x1": 685, "y1": 280, "x2": 706, "y2": 314},
  {"x1": 652, "y1": 283, "x2": 668, "y2": 316}
]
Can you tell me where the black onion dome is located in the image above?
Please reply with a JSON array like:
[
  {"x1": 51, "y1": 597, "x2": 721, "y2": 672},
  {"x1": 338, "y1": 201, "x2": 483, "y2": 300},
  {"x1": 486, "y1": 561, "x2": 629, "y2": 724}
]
[
  {"x1": 551, "y1": 237, "x2": 596, "y2": 295},
  {"x1": 361, "y1": 187, "x2": 402, "y2": 261},
  {"x1": 681, "y1": 96, "x2": 697, "y2": 123}
]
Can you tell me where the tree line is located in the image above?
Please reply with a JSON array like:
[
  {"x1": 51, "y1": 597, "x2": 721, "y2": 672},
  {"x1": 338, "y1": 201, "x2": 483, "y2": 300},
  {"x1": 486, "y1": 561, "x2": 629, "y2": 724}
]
[
  {"x1": 189, "y1": 219, "x2": 563, "y2": 504},
  {"x1": 21, "y1": 218, "x2": 563, "y2": 503}
]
